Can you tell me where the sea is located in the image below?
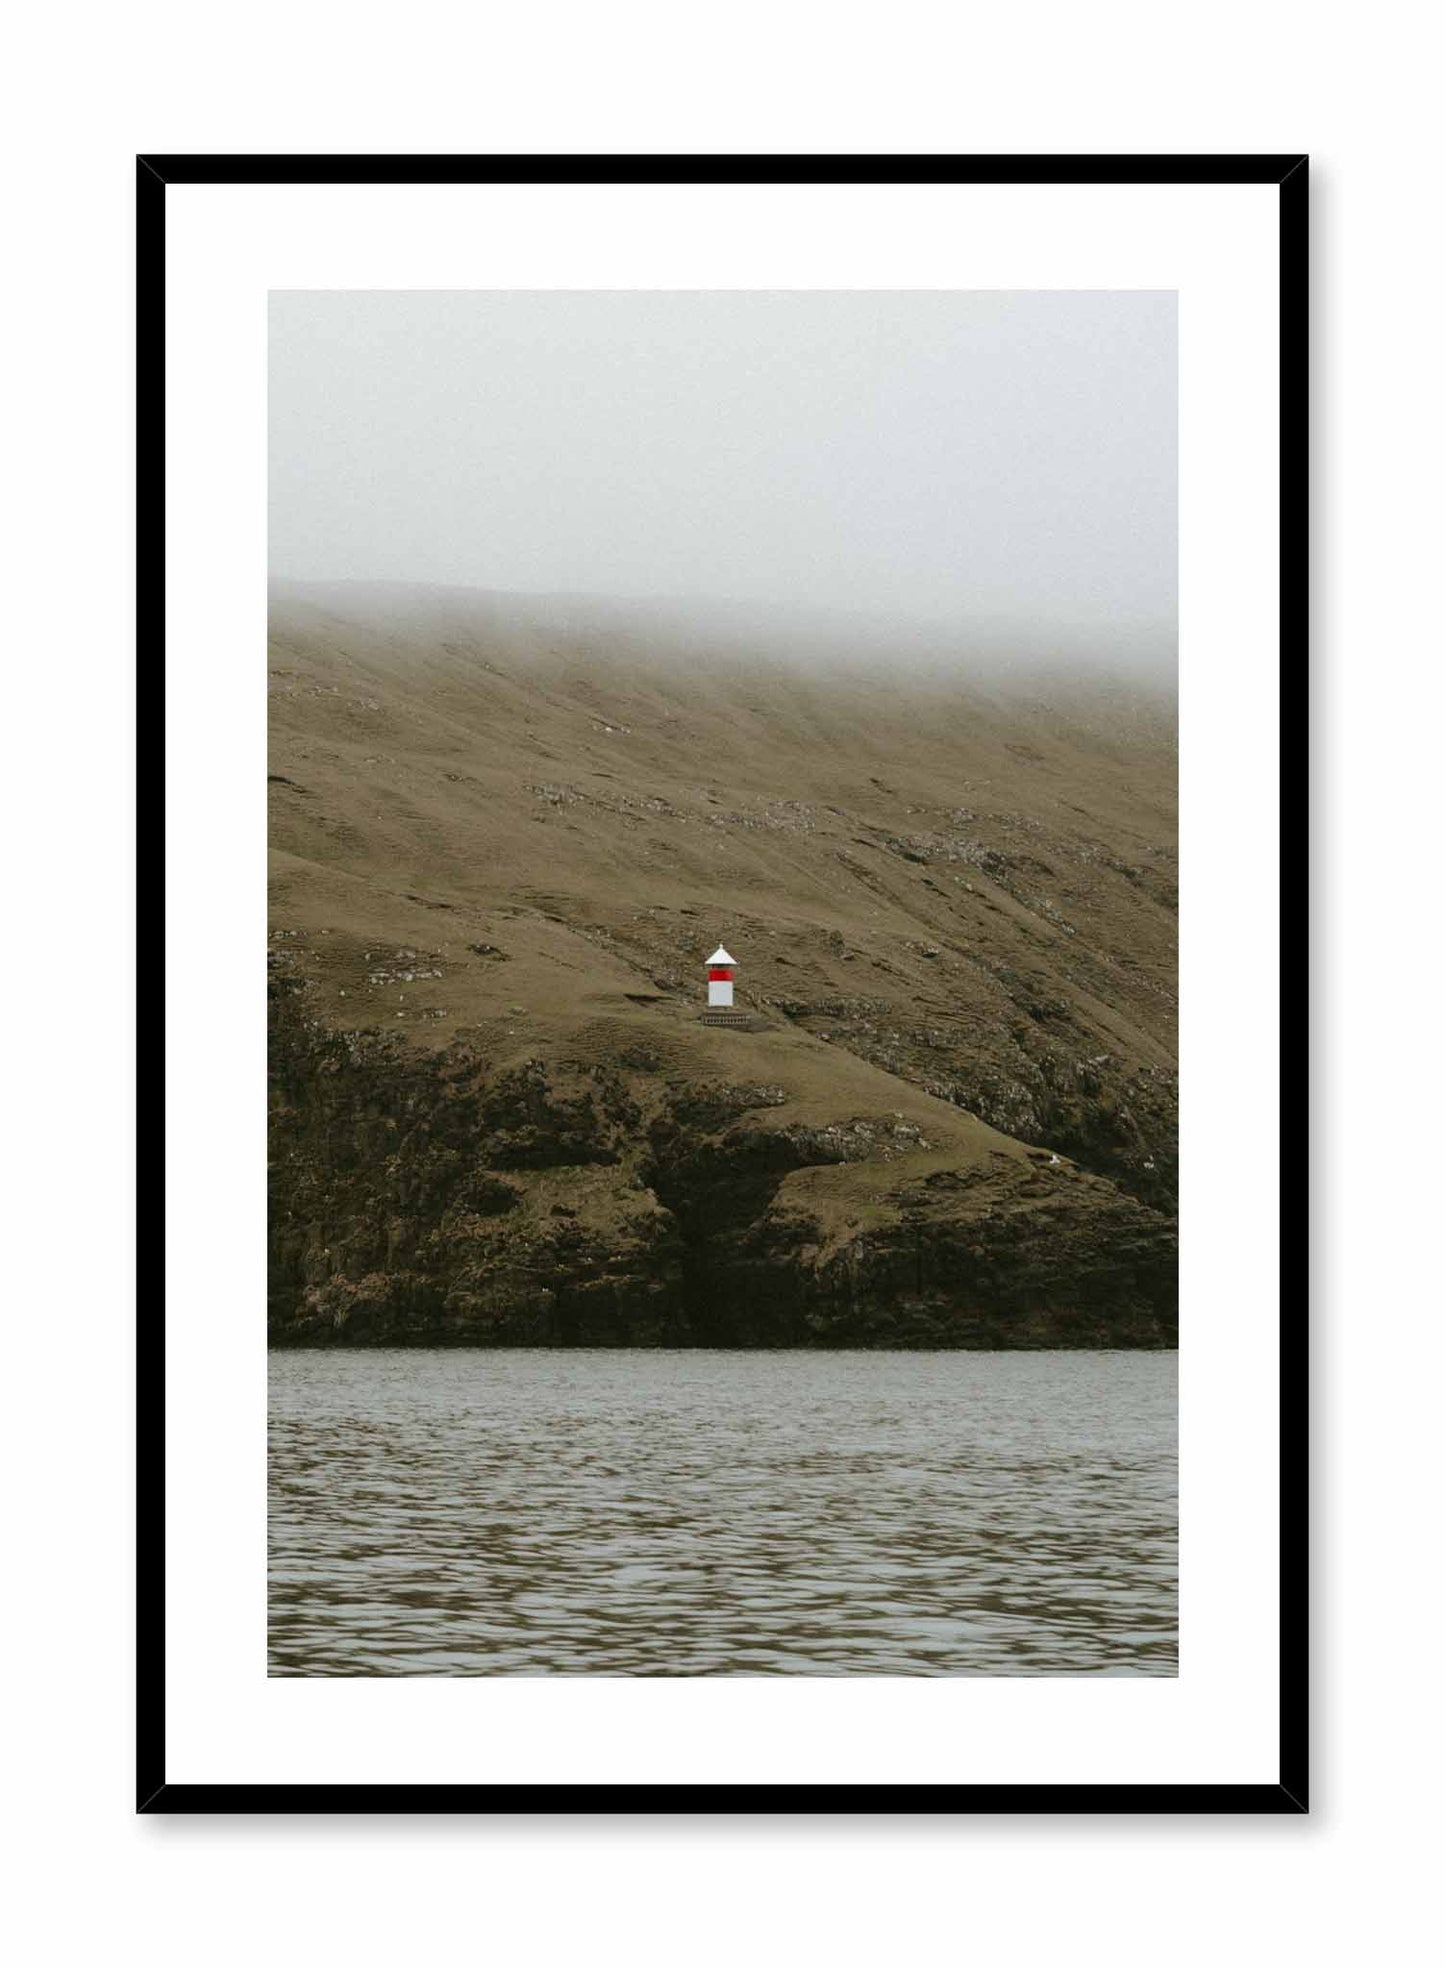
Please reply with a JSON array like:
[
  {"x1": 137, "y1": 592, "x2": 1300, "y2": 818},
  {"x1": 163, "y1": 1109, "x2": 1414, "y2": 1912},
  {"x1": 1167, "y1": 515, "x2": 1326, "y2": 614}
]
[{"x1": 268, "y1": 1347, "x2": 1177, "y2": 1676}]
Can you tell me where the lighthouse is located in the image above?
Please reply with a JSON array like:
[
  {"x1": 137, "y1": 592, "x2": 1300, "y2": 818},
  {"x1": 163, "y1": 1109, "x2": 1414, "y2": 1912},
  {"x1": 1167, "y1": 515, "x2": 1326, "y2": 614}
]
[
  {"x1": 699, "y1": 942, "x2": 765, "y2": 1030},
  {"x1": 706, "y1": 944, "x2": 736, "y2": 1008}
]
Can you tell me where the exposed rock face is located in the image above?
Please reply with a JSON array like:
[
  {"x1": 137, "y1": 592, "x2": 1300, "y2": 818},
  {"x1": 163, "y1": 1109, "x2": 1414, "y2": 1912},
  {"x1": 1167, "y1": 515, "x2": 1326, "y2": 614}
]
[{"x1": 269, "y1": 981, "x2": 1175, "y2": 1348}]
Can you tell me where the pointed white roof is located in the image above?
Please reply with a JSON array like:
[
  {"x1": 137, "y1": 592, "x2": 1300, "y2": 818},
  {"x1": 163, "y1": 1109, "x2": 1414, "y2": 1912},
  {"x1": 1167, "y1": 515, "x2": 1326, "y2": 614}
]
[{"x1": 707, "y1": 945, "x2": 736, "y2": 967}]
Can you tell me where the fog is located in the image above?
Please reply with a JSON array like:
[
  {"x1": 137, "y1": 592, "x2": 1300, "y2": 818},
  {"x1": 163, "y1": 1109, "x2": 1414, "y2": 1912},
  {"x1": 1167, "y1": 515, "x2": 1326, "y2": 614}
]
[{"x1": 269, "y1": 290, "x2": 1175, "y2": 672}]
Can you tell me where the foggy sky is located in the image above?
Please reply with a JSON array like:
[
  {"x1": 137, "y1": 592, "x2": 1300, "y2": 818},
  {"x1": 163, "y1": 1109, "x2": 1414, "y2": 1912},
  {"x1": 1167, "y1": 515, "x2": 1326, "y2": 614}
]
[{"x1": 269, "y1": 290, "x2": 1175, "y2": 662}]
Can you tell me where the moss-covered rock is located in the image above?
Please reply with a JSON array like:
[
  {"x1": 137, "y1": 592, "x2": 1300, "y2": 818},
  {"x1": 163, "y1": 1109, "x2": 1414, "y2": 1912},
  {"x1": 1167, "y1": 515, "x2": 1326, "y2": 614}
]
[{"x1": 269, "y1": 979, "x2": 1176, "y2": 1349}]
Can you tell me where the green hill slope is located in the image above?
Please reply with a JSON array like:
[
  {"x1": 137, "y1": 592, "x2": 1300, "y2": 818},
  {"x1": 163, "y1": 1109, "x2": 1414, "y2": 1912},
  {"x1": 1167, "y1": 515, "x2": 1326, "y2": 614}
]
[{"x1": 268, "y1": 581, "x2": 1177, "y2": 1347}]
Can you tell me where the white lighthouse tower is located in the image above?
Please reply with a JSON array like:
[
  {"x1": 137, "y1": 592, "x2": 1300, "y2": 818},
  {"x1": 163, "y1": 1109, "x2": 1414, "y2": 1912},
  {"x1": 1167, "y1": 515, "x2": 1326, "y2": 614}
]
[{"x1": 706, "y1": 944, "x2": 736, "y2": 1009}]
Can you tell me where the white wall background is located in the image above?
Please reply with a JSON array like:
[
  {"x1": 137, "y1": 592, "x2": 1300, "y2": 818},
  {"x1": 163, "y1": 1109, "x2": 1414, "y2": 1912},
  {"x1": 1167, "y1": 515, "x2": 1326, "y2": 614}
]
[{"x1": 1, "y1": 5, "x2": 1432, "y2": 1966}]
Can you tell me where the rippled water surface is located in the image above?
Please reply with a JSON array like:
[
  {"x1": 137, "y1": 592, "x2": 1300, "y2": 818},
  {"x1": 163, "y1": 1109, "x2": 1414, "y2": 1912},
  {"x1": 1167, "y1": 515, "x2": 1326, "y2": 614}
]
[{"x1": 269, "y1": 1349, "x2": 1176, "y2": 1676}]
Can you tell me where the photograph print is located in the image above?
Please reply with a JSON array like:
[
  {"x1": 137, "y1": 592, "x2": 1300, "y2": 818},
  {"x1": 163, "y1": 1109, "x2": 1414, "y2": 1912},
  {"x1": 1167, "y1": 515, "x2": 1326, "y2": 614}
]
[{"x1": 266, "y1": 286, "x2": 1180, "y2": 1681}]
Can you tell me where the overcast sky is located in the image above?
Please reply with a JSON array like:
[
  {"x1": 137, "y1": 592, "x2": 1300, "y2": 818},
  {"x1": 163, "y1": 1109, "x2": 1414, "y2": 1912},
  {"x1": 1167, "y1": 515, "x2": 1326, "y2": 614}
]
[{"x1": 270, "y1": 290, "x2": 1175, "y2": 655}]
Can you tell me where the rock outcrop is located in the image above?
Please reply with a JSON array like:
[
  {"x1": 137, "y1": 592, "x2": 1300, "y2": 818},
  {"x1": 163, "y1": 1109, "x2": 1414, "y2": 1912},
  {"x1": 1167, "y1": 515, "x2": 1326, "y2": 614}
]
[{"x1": 269, "y1": 979, "x2": 1175, "y2": 1348}]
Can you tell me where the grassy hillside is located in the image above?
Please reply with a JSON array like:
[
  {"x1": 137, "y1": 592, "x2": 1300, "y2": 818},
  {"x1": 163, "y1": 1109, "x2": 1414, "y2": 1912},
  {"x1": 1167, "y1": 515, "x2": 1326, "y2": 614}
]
[{"x1": 268, "y1": 581, "x2": 1177, "y2": 1346}]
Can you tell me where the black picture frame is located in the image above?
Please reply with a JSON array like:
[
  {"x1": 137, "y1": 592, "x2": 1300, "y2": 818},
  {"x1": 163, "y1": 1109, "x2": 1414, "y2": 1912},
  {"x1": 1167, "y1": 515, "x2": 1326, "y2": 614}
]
[{"x1": 139, "y1": 151, "x2": 1308, "y2": 1816}]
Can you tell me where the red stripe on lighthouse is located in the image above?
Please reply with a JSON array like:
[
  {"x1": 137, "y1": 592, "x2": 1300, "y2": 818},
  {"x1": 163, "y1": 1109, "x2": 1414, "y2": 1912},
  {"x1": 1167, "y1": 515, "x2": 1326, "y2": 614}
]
[{"x1": 708, "y1": 966, "x2": 733, "y2": 982}]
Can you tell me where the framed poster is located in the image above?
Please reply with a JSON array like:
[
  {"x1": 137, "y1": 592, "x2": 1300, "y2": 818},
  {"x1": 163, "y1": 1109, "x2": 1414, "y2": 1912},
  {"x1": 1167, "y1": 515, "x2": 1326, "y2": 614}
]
[{"x1": 141, "y1": 153, "x2": 1306, "y2": 1812}]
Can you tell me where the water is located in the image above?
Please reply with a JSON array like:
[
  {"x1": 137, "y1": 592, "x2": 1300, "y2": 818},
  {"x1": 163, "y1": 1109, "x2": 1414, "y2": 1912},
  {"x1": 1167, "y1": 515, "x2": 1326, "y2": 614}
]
[{"x1": 269, "y1": 1349, "x2": 1176, "y2": 1676}]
